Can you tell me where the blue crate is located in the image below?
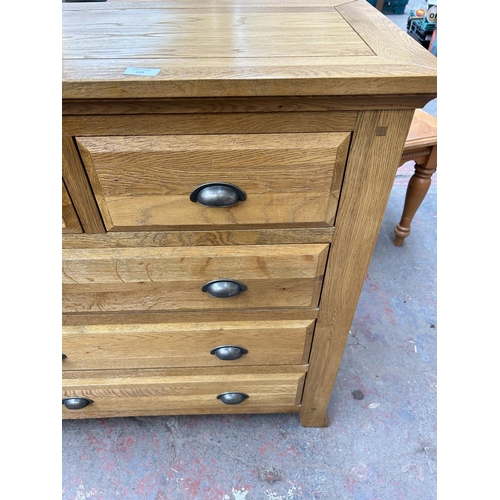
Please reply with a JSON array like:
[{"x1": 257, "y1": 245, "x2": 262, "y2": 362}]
[
  {"x1": 414, "y1": 17, "x2": 436, "y2": 30},
  {"x1": 383, "y1": 5, "x2": 407, "y2": 14},
  {"x1": 407, "y1": 17, "x2": 435, "y2": 49}
]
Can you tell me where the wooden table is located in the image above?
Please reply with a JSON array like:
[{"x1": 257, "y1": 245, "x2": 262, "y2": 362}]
[
  {"x1": 395, "y1": 109, "x2": 438, "y2": 246},
  {"x1": 62, "y1": 0, "x2": 436, "y2": 427}
]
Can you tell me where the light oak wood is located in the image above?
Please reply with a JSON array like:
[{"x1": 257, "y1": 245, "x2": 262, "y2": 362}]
[
  {"x1": 299, "y1": 109, "x2": 415, "y2": 427},
  {"x1": 401, "y1": 109, "x2": 438, "y2": 152},
  {"x1": 62, "y1": 245, "x2": 329, "y2": 282},
  {"x1": 63, "y1": 279, "x2": 325, "y2": 312},
  {"x1": 63, "y1": 405, "x2": 301, "y2": 419},
  {"x1": 62, "y1": 180, "x2": 82, "y2": 233},
  {"x1": 62, "y1": 228, "x2": 334, "y2": 248},
  {"x1": 63, "y1": 309, "x2": 320, "y2": 326},
  {"x1": 62, "y1": 1, "x2": 436, "y2": 100},
  {"x1": 63, "y1": 112, "x2": 356, "y2": 136},
  {"x1": 62, "y1": 137, "x2": 106, "y2": 234},
  {"x1": 62, "y1": 0, "x2": 436, "y2": 425},
  {"x1": 62, "y1": 244, "x2": 329, "y2": 312},
  {"x1": 62, "y1": 0, "x2": 353, "y2": 7},
  {"x1": 62, "y1": 404, "x2": 301, "y2": 419},
  {"x1": 64, "y1": 15, "x2": 371, "y2": 58},
  {"x1": 62, "y1": 59, "x2": 436, "y2": 100},
  {"x1": 63, "y1": 367, "x2": 307, "y2": 419},
  {"x1": 76, "y1": 133, "x2": 349, "y2": 230},
  {"x1": 63, "y1": 365, "x2": 308, "y2": 379},
  {"x1": 62, "y1": 319, "x2": 315, "y2": 370},
  {"x1": 63, "y1": 95, "x2": 436, "y2": 116}
]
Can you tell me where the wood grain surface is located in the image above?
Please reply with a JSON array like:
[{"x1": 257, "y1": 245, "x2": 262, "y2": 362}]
[
  {"x1": 299, "y1": 109, "x2": 415, "y2": 427},
  {"x1": 62, "y1": 0, "x2": 437, "y2": 99},
  {"x1": 62, "y1": 319, "x2": 315, "y2": 369},
  {"x1": 76, "y1": 133, "x2": 350, "y2": 230},
  {"x1": 62, "y1": 180, "x2": 82, "y2": 233},
  {"x1": 62, "y1": 95, "x2": 437, "y2": 116},
  {"x1": 62, "y1": 137, "x2": 106, "y2": 234},
  {"x1": 62, "y1": 244, "x2": 329, "y2": 312},
  {"x1": 62, "y1": 228, "x2": 335, "y2": 248},
  {"x1": 62, "y1": 366, "x2": 307, "y2": 418},
  {"x1": 63, "y1": 111, "x2": 356, "y2": 136},
  {"x1": 63, "y1": 309, "x2": 320, "y2": 326}
]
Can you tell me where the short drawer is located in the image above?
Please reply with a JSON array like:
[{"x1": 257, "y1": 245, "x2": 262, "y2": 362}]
[
  {"x1": 62, "y1": 319, "x2": 315, "y2": 370},
  {"x1": 62, "y1": 366, "x2": 307, "y2": 419},
  {"x1": 62, "y1": 244, "x2": 329, "y2": 312},
  {"x1": 76, "y1": 132, "x2": 350, "y2": 230}
]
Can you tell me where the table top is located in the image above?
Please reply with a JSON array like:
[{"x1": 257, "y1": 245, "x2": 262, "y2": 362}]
[
  {"x1": 405, "y1": 109, "x2": 438, "y2": 150},
  {"x1": 62, "y1": 0, "x2": 437, "y2": 99}
]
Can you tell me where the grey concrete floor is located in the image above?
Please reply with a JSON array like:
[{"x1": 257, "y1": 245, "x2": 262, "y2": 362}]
[{"x1": 62, "y1": 7, "x2": 438, "y2": 500}]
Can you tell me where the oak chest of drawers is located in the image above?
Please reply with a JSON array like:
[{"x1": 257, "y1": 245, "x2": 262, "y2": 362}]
[{"x1": 62, "y1": 0, "x2": 436, "y2": 427}]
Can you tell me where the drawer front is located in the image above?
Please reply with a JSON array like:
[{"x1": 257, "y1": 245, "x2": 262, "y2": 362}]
[
  {"x1": 62, "y1": 244, "x2": 329, "y2": 312},
  {"x1": 76, "y1": 132, "x2": 350, "y2": 230},
  {"x1": 62, "y1": 368, "x2": 307, "y2": 419},
  {"x1": 62, "y1": 319, "x2": 315, "y2": 370},
  {"x1": 62, "y1": 181, "x2": 82, "y2": 233}
]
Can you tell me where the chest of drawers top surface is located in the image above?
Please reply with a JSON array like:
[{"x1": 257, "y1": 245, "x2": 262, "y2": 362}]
[{"x1": 62, "y1": 0, "x2": 436, "y2": 100}]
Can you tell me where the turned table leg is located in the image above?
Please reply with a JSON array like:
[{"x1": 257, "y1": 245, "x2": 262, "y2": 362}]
[{"x1": 394, "y1": 145, "x2": 437, "y2": 246}]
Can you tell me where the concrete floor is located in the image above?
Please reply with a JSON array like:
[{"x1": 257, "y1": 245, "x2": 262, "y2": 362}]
[{"x1": 62, "y1": 6, "x2": 437, "y2": 500}]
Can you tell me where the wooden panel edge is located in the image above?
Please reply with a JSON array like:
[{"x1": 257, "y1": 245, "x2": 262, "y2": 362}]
[
  {"x1": 62, "y1": 405, "x2": 301, "y2": 419},
  {"x1": 326, "y1": 131, "x2": 351, "y2": 225},
  {"x1": 62, "y1": 136, "x2": 106, "y2": 234},
  {"x1": 62, "y1": 228, "x2": 334, "y2": 248},
  {"x1": 62, "y1": 309, "x2": 320, "y2": 326},
  {"x1": 62, "y1": 95, "x2": 437, "y2": 115},
  {"x1": 299, "y1": 109, "x2": 415, "y2": 427},
  {"x1": 62, "y1": 180, "x2": 83, "y2": 233},
  {"x1": 63, "y1": 112, "x2": 357, "y2": 136}
]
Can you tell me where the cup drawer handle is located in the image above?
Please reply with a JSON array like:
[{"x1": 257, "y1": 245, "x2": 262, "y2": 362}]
[
  {"x1": 62, "y1": 397, "x2": 93, "y2": 410},
  {"x1": 210, "y1": 345, "x2": 248, "y2": 360},
  {"x1": 217, "y1": 392, "x2": 249, "y2": 405},
  {"x1": 190, "y1": 182, "x2": 246, "y2": 207},
  {"x1": 202, "y1": 279, "x2": 247, "y2": 298}
]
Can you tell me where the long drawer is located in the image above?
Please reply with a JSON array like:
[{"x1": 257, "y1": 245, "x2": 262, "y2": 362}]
[
  {"x1": 76, "y1": 132, "x2": 350, "y2": 230},
  {"x1": 62, "y1": 366, "x2": 307, "y2": 419},
  {"x1": 63, "y1": 319, "x2": 315, "y2": 370},
  {"x1": 62, "y1": 244, "x2": 329, "y2": 312}
]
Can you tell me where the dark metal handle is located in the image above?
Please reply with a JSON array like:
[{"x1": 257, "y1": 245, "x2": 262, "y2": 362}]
[
  {"x1": 217, "y1": 392, "x2": 249, "y2": 405},
  {"x1": 210, "y1": 345, "x2": 248, "y2": 360},
  {"x1": 62, "y1": 354, "x2": 67, "y2": 360},
  {"x1": 190, "y1": 183, "x2": 246, "y2": 207},
  {"x1": 202, "y1": 279, "x2": 247, "y2": 298},
  {"x1": 62, "y1": 397, "x2": 93, "y2": 410}
]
